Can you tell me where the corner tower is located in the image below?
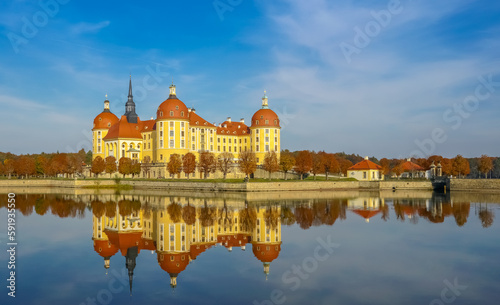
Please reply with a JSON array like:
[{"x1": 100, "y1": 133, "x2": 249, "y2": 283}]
[
  {"x1": 250, "y1": 92, "x2": 281, "y2": 164},
  {"x1": 92, "y1": 95, "x2": 119, "y2": 160}
]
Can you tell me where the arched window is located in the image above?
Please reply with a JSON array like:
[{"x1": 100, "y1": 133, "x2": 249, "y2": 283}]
[{"x1": 181, "y1": 111, "x2": 184, "y2": 117}]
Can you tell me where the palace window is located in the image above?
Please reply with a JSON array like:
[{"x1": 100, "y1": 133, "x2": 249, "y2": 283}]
[
  {"x1": 181, "y1": 131, "x2": 184, "y2": 137},
  {"x1": 265, "y1": 145, "x2": 270, "y2": 152},
  {"x1": 229, "y1": 146, "x2": 231, "y2": 152},
  {"x1": 170, "y1": 122, "x2": 174, "y2": 127},
  {"x1": 181, "y1": 140, "x2": 185, "y2": 148},
  {"x1": 181, "y1": 122, "x2": 184, "y2": 128},
  {"x1": 192, "y1": 144, "x2": 195, "y2": 150},
  {"x1": 160, "y1": 131, "x2": 163, "y2": 137},
  {"x1": 256, "y1": 145, "x2": 259, "y2": 151},
  {"x1": 265, "y1": 129, "x2": 269, "y2": 134},
  {"x1": 265, "y1": 137, "x2": 269, "y2": 142},
  {"x1": 160, "y1": 140, "x2": 163, "y2": 148},
  {"x1": 170, "y1": 130, "x2": 174, "y2": 137},
  {"x1": 170, "y1": 140, "x2": 174, "y2": 147}
]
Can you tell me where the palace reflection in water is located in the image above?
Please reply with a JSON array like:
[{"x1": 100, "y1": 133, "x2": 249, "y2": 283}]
[{"x1": 0, "y1": 190, "x2": 497, "y2": 297}]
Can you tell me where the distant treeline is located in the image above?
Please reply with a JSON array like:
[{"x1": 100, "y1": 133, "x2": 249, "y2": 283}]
[{"x1": 1, "y1": 149, "x2": 499, "y2": 179}]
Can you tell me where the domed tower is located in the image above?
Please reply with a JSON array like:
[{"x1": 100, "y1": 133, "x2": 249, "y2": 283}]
[
  {"x1": 252, "y1": 206, "x2": 282, "y2": 280},
  {"x1": 155, "y1": 83, "x2": 190, "y2": 163},
  {"x1": 92, "y1": 95, "x2": 119, "y2": 160},
  {"x1": 250, "y1": 92, "x2": 281, "y2": 164}
]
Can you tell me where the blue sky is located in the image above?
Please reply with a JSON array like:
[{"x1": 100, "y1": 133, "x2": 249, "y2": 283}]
[{"x1": 1, "y1": 0, "x2": 499, "y2": 158}]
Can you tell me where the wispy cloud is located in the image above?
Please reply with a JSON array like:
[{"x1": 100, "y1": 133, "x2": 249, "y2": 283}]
[
  {"x1": 70, "y1": 20, "x2": 110, "y2": 35},
  {"x1": 0, "y1": 94, "x2": 50, "y2": 110}
]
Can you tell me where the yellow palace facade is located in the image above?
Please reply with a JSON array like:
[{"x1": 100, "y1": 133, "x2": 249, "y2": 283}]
[{"x1": 92, "y1": 78, "x2": 281, "y2": 168}]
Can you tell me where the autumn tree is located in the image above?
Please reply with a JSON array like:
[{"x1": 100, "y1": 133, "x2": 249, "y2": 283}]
[
  {"x1": 130, "y1": 160, "x2": 141, "y2": 178},
  {"x1": 105, "y1": 156, "x2": 117, "y2": 178},
  {"x1": 294, "y1": 150, "x2": 313, "y2": 180},
  {"x1": 337, "y1": 157, "x2": 353, "y2": 176},
  {"x1": 0, "y1": 162, "x2": 5, "y2": 177},
  {"x1": 451, "y1": 155, "x2": 470, "y2": 178},
  {"x1": 15, "y1": 155, "x2": 36, "y2": 178},
  {"x1": 91, "y1": 156, "x2": 105, "y2": 178},
  {"x1": 262, "y1": 151, "x2": 279, "y2": 180},
  {"x1": 67, "y1": 154, "x2": 84, "y2": 177},
  {"x1": 379, "y1": 158, "x2": 391, "y2": 176},
  {"x1": 118, "y1": 157, "x2": 132, "y2": 178},
  {"x1": 198, "y1": 151, "x2": 217, "y2": 179},
  {"x1": 238, "y1": 150, "x2": 257, "y2": 179},
  {"x1": 217, "y1": 152, "x2": 234, "y2": 180},
  {"x1": 182, "y1": 152, "x2": 196, "y2": 179},
  {"x1": 141, "y1": 156, "x2": 152, "y2": 178},
  {"x1": 50, "y1": 153, "x2": 69, "y2": 177},
  {"x1": 35, "y1": 155, "x2": 48, "y2": 178},
  {"x1": 320, "y1": 152, "x2": 339, "y2": 180},
  {"x1": 310, "y1": 152, "x2": 323, "y2": 180},
  {"x1": 279, "y1": 151, "x2": 295, "y2": 180},
  {"x1": 167, "y1": 154, "x2": 182, "y2": 178},
  {"x1": 478, "y1": 155, "x2": 493, "y2": 178},
  {"x1": 393, "y1": 160, "x2": 405, "y2": 179}
]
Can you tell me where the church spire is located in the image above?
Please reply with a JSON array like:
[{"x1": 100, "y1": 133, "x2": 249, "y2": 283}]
[{"x1": 124, "y1": 76, "x2": 139, "y2": 123}]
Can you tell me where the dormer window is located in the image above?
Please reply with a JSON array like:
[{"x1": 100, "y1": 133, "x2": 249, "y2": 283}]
[
  {"x1": 274, "y1": 119, "x2": 277, "y2": 125},
  {"x1": 181, "y1": 111, "x2": 184, "y2": 117},
  {"x1": 260, "y1": 115, "x2": 263, "y2": 119},
  {"x1": 99, "y1": 117, "x2": 102, "y2": 121},
  {"x1": 265, "y1": 120, "x2": 269, "y2": 125},
  {"x1": 175, "y1": 105, "x2": 179, "y2": 110},
  {"x1": 170, "y1": 111, "x2": 174, "y2": 116},
  {"x1": 107, "y1": 123, "x2": 111, "y2": 127}
]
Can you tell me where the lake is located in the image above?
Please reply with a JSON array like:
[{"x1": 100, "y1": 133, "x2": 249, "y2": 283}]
[{"x1": 1, "y1": 189, "x2": 499, "y2": 305}]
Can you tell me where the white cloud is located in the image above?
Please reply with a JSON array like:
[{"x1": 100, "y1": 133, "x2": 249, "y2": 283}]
[{"x1": 70, "y1": 20, "x2": 110, "y2": 35}]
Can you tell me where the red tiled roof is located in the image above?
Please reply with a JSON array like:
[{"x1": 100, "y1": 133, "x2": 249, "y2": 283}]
[
  {"x1": 251, "y1": 109, "x2": 280, "y2": 128},
  {"x1": 348, "y1": 159, "x2": 382, "y2": 170},
  {"x1": 93, "y1": 111, "x2": 119, "y2": 130},
  {"x1": 216, "y1": 121, "x2": 250, "y2": 136},
  {"x1": 141, "y1": 120, "x2": 156, "y2": 133},
  {"x1": 157, "y1": 96, "x2": 189, "y2": 120},
  {"x1": 189, "y1": 111, "x2": 215, "y2": 128},
  {"x1": 401, "y1": 161, "x2": 425, "y2": 171},
  {"x1": 103, "y1": 116, "x2": 143, "y2": 140}
]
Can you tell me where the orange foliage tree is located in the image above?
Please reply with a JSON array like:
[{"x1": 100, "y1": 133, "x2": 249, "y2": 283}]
[
  {"x1": 104, "y1": 156, "x2": 117, "y2": 178},
  {"x1": 239, "y1": 150, "x2": 257, "y2": 179},
  {"x1": 478, "y1": 155, "x2": 493, "y2": 178},
  {"x1": 15, "y1": 155, "x2": 36, "y2": 178},
  {"x1": 167, "y1": 154, "x2": 182, "y2": 178},
  {"x1": 217, "y1": 152, "x2": 234, "y2": 180},
  {"x1": 118, "y1": 157, "x2": 132, "y2": 178},
  {"x1": 451, "y1": 155, "x2": 470, "y2": 178},
  {"x1": 279, "y1": 151, "x2": 295, "y2": 180},
  {"x1": 294, "y1": 150, "x2": 312, "y2": 180},
  {"x1": 91, "y1": 156, "x2": 105, "y2": 177},
  {"x1": 263, "y1": 151, "x2": 279, "y2": 180},
  {"x1": 182, "y1": 152, "x2": 196, "y2": 179},
  {"x1": 198, "y1": 151, "x2": 217, "y2": 179},
  {"x1": 320, "y1": 152, "x2": 339, "y2": 180}
]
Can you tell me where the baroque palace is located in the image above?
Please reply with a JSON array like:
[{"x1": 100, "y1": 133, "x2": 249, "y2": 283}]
[{"x1": 92, "y1": 78, "x2": 281, "y2": 176}]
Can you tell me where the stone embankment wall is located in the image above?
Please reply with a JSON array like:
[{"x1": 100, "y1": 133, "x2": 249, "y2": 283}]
[
  {"x1": 450, "y1": 179, "x2": 500, "y2": 191},
  {"x1": 0, "y1": 179, "x2": 433, "y2": 192}
]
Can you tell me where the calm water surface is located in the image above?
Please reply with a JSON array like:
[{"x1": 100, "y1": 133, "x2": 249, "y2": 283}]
[{"x1": 0, "y1": 190, "x2": 499, "y2": 305}]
